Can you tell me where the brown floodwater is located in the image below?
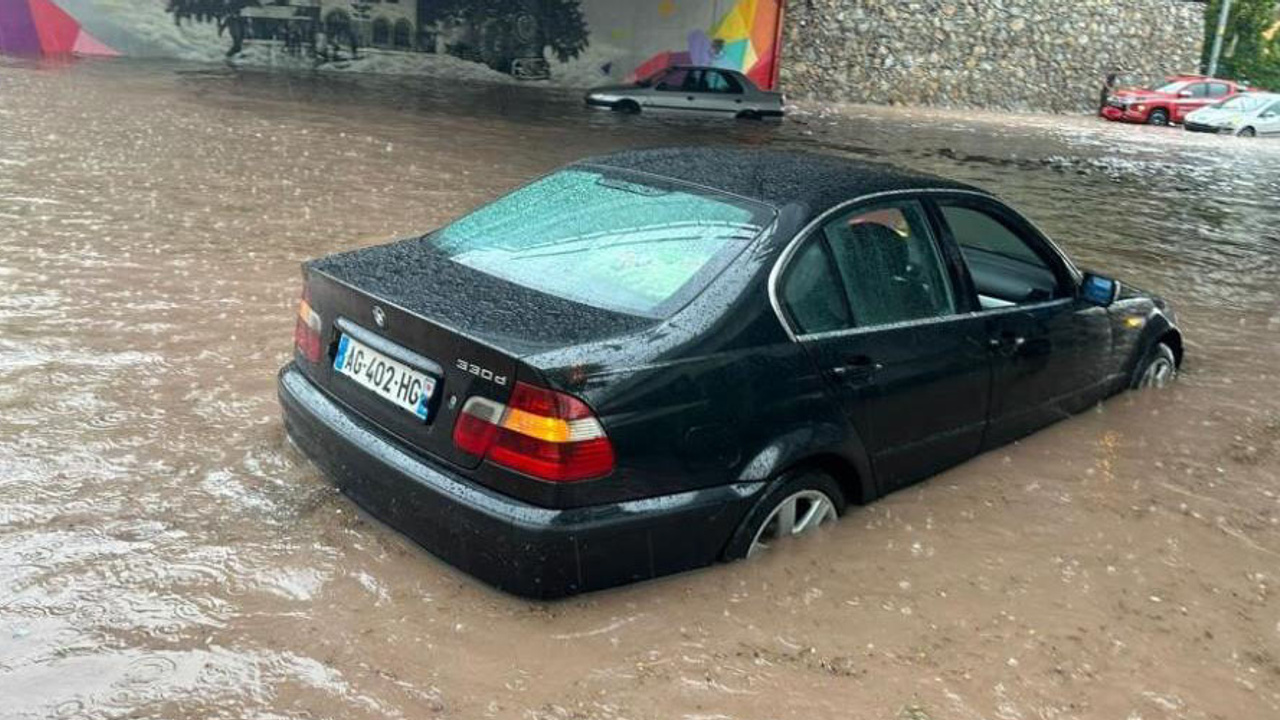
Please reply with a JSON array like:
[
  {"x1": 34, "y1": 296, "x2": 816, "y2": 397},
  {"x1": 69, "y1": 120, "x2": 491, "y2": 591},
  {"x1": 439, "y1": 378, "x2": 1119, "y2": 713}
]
[{"x1": 2, "y1": 57, "x2": 1279, "y2": 720}]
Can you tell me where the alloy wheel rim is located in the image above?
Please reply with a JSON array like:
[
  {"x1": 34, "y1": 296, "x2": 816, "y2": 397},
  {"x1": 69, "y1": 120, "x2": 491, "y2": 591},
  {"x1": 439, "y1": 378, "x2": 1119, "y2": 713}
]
[
  {"x1": 1140, "y1": 357, "x2": 1175, "y2": 388},
  {"x1": 748, "y1": 489, "x2": 837, "y2": 558}
]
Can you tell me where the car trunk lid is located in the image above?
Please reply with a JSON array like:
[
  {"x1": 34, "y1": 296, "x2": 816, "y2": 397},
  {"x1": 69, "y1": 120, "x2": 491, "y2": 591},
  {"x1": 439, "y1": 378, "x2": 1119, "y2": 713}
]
[{"x1": 294, "y1": 240, "x2": 653, "y2": 470}]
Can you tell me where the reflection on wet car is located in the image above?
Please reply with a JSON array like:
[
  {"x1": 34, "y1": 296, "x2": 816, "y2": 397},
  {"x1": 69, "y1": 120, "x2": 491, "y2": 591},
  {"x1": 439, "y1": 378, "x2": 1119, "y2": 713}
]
[{"x1": 278, "y1": 148, "x2": 1184, "y2": 598}]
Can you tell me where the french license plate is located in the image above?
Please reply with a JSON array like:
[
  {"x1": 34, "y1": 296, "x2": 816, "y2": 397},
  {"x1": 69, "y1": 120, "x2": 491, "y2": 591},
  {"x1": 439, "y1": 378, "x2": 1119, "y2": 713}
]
[{"x1": 333, "y1": 335, "x2": 436, "y2": 421}]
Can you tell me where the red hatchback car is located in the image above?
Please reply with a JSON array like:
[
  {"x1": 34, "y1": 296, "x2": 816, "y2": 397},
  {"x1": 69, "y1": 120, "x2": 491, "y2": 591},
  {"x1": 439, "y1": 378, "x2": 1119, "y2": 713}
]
[{"x1": 1102, "y1": 75, "x2": 1244, "y2": 126}]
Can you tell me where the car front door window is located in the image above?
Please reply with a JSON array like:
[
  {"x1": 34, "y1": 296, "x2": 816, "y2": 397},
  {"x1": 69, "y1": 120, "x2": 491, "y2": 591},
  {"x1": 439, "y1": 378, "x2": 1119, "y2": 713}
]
[
  {"x1": 938, "y1": 204, "x2": 1065, "y2": 308},
  {"x1": 705, "y1": 71, "x2": 743, "y2": 94}
]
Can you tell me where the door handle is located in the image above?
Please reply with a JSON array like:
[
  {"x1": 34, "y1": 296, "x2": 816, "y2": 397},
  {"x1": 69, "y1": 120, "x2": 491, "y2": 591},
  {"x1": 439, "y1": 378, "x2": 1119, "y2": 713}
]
[
  {"x1": 989, "y1": 335, "x2": 1027, "y2": 355},
  {"x1": 830, "y1": 356, "x2": 883, "y2": 382},
  {"x1": 687, "y1": 96, "x2": 696, "y2": 101}
]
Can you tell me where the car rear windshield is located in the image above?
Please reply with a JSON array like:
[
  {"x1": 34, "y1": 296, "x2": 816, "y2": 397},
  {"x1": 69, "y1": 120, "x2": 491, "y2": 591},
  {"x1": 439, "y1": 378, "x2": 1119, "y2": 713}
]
[{"x1": 431, "y1": 167, "x2": 774, "y2": 317}]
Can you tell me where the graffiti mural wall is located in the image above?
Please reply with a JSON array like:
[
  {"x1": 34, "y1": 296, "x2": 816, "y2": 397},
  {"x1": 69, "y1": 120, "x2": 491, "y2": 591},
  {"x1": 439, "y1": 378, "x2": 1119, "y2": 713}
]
[
  {"x1": 0, "y1": 0, "x2": 117, "y2": 57},
  {"x1": 2, "y1": 1, "x2": 782, "y2": 89}
]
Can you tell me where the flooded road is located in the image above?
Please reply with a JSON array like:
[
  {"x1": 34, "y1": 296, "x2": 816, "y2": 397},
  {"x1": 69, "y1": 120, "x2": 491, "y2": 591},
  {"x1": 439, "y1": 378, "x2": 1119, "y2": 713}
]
[{"x1": 2, "y1": 57, "x2": 1279, "y2": 720}]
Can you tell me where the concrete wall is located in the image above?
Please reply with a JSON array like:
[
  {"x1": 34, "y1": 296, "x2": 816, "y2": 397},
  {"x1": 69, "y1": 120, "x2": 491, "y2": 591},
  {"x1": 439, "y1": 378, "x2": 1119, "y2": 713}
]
[{"x1": 779, "y1": 0, "x2": 1206, "y2": 113}]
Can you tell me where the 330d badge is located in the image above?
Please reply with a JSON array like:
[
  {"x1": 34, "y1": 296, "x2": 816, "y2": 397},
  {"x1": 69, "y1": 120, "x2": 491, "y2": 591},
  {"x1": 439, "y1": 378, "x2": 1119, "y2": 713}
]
[{"x1": 456, "y1": 359, "x2": 508, "y2": 387}]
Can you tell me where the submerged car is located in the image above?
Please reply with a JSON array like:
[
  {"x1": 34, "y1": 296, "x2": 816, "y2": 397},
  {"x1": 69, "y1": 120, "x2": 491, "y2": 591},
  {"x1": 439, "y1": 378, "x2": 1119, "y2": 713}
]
[
  {"x1": 585, "y1": 65, "x2": 784, "y2": 119},
  {"x1": 278, "y1": 148, "x2": 1183, "y2": 598},
  {"x1": 1185, "y1": 92, "x2": 1280, "y2": 137},
  {"x1": 1102, "y1": 75, "x2": 1242, "y2": 125}
]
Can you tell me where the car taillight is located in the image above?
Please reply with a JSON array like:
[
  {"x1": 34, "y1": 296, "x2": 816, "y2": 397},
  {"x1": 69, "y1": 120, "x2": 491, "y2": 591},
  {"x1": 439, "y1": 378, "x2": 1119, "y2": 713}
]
[
  {"x1": 294, "y1": 287, "x2": 323, "y2": 363},
  {"x1": 452, "y1": 382, "x2": 615, "y2": 483}
]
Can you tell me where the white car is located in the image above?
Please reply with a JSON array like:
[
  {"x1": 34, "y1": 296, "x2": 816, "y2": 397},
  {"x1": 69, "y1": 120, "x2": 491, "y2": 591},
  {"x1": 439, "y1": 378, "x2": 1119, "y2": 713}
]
[{"x1": 1184, "y1": 92, "x2": 1280, "y2": 137}]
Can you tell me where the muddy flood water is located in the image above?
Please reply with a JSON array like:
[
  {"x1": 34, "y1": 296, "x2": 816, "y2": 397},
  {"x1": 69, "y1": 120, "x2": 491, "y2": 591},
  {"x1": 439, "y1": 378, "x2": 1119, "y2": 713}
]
[{"x1": 2, "y1": 57, "x2": 1280, "y2": 720}]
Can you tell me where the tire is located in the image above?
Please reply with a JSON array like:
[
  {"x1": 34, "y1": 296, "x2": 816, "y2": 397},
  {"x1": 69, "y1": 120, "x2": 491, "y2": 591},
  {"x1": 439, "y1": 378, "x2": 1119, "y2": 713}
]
[
  {"x1": 723, "y1": 468, "x2": 845, "y2": 561},
  {"x1": 613, "y1": 100, "x2": 640, "y2": 114},
  {"x1": 1238, "y1": 126, "x2": 1257, "y2": 138},
  {"x1": 1147, "y1": 108, "x2": 1170, "y2": 126},
  {"x1": 479, "y1": 21, "x2": 513, "y2": 73},
  {"x1": 1131, "y1": 341, "x2": 1178, "y2": 390}
]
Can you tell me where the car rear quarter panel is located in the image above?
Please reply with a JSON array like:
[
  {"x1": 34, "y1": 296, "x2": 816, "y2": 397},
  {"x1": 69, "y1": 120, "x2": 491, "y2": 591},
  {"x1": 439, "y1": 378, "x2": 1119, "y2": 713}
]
[{"x1": 527, "y1": 214, "x2": 873, "y2": 509}]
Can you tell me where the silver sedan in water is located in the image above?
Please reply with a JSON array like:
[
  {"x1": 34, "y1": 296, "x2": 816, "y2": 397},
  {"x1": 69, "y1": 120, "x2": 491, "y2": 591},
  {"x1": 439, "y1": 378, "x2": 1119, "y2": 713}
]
[
  {"x1": 1184, "y1": 92, "x2": 1280, "y2": 137},
  {"x1": 585, "y1": 66, "x2": 785, "y2": 119}
]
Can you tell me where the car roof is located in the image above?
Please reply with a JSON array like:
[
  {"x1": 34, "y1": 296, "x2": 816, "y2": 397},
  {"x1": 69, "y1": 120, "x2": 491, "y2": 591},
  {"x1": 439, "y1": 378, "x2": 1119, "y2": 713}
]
[{"x1": 579, "y1": 147, "x2": 983, "y2": 219}]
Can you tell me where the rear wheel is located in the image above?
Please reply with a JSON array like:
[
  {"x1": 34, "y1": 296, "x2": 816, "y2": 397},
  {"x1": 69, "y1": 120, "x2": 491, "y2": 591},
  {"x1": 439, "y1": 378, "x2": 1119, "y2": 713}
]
[
  {"x1": 479, "y1": 20, "x2": 513, "y2": 73},
  {"x1": 1238, "y1": 126, "x2": 1257, "y2": 138},
  {"x1": 724, "y1": 469, "x2": 844, "y2": 560},
  {"x1": 1147, "y1": 108, "x2": 1170, "y2": 126},
  {"x1": 1132, "y1": 342, "x2": 1178, "y2": 390}
]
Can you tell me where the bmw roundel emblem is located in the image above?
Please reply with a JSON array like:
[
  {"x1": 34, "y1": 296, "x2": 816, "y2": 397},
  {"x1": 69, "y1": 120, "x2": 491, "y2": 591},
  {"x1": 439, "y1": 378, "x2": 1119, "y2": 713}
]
[{"x1": 372, "y1": 306, "x2": 387, "y2": 329}]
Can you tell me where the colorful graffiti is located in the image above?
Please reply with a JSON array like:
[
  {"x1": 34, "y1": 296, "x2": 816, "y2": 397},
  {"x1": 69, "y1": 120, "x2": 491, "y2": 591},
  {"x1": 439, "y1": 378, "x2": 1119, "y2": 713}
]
[
  {"x1": 0, "y1": 1, "x2": 783, "y2": 91},
  {"x1": 0, "y1": 0, "x2": 117, "y2": 57},
  {"x1": 631, "y1": 0, "x2": 781, "y2": 89}
]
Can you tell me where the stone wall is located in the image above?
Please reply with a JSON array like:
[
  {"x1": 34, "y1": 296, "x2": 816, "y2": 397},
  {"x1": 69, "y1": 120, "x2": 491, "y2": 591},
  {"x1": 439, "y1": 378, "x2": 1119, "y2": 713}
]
[{"x1": 779, "y1": 0, "x2": 1206, "y2": 113}]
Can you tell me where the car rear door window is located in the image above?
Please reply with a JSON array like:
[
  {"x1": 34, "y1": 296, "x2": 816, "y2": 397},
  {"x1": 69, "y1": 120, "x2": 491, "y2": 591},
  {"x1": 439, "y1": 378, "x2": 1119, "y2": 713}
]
[
  {"x1": 1187, "y1": 83, "x2": 1209, "y2": 98},
  {"x1": 821, "y1": 201, "x2": 957, "y2": 327},
  {"x1": 1209, "y1": 82, "x2": 1231, "y2": 98},
  {"x1": 939, "y1": 204, "x2": 1066, "y2": 307},
  {"x1": 780, "y1": 240, "x2": 852, "y2": 335},
  {"x1": 655, "y1": 68, "x2": 689, "y2": 91}
]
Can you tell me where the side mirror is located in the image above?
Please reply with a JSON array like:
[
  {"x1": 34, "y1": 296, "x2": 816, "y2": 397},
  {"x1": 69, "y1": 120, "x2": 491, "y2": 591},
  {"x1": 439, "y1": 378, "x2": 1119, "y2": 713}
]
[{"x1": 1080, "y1": 273, "x2": 1119, "y2": 307}]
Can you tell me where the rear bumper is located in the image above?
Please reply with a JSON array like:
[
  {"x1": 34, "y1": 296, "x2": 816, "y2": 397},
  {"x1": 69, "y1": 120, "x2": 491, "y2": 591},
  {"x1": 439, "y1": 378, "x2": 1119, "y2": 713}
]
[{"x1": 278, "y1": 364, "x2": 762, "y2": 598}]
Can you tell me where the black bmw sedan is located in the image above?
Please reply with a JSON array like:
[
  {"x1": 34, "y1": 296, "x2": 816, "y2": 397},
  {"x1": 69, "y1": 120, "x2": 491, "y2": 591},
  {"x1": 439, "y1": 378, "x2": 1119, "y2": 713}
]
[{"x1": 278, "y1": 148, "x2": 1183, "y2": 598}]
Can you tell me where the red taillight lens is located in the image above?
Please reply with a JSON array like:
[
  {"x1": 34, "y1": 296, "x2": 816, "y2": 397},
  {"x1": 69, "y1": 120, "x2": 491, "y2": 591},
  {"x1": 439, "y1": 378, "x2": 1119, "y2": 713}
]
[
  {"x1": 451, "y1": 382, "x2": 615, "y2": 483},
  {"x1": 294, "y1": 287, "x2": 323, "y2": 363},
  {"x1": 452, "y1": 396, "x2": 503, "y2": 456},
  {"x1": 488, "y1": 433, "x2": 616, "y2": 483}
]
